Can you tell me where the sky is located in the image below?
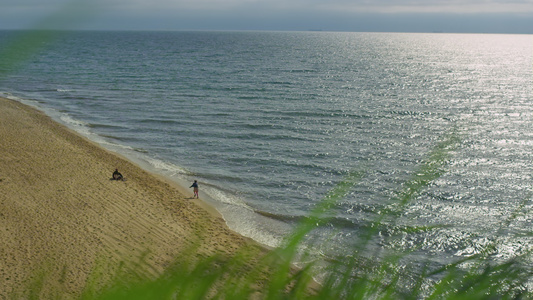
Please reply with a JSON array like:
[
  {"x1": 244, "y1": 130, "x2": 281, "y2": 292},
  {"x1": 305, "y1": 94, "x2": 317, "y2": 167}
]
[{"x1": 1, "y1": 0, "x2": 532, "y2": 33}]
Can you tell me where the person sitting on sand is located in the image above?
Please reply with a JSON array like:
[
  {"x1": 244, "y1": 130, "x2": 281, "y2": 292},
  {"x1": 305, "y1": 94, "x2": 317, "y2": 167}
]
[
  {"x1": 190, "y1": 180, "x2": 199, "y2": 198},
  {"x1": 112, "y1": 169, "x2": 124, "y2": 181}
]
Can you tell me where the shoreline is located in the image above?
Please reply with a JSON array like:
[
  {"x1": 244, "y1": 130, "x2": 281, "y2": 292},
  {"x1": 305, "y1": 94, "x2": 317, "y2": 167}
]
[
  {"x1": 2, "y1": 92, "x2": 289, "y2": 250},
  {"x1": 0, "y1": 96, "x2": 268, "y2": 298}
]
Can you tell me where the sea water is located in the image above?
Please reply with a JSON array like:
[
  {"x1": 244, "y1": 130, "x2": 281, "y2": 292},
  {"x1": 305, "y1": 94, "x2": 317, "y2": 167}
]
[{"x1": 1, "y1": 30, "x2": 532, "y2": 270}]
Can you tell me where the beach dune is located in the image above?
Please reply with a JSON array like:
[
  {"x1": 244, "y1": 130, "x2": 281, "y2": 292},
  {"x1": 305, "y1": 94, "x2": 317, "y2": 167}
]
[{"x1": 0, "y1": 97, "x2": 261, "y2": 298}]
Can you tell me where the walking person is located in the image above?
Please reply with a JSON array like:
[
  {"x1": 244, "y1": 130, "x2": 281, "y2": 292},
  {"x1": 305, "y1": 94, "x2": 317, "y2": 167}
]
[{"x1": 190, "y1": 180, "x2": 199, "y2": 198}]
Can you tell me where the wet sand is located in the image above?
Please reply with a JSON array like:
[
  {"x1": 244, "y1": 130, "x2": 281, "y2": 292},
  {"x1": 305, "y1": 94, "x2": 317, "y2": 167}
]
[{"x1": 0, "y1": 97, "x2": 265, "y2": 298}]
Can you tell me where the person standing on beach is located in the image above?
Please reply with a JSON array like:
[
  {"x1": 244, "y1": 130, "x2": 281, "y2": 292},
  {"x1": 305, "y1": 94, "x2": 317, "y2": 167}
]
[{"x1": 190, "y1": 180, "x2": 199, "y2": 198}]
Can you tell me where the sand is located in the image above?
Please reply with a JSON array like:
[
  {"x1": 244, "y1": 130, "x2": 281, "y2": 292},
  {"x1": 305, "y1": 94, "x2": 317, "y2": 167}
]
[{"x1": 0, "y1": 97, "x2": 265, "y2": 298}]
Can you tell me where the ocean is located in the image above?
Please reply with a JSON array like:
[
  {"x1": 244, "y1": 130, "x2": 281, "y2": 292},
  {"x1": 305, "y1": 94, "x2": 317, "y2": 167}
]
[{"x1": 1, "y1": 30, "x2": 532, "y2": 270}]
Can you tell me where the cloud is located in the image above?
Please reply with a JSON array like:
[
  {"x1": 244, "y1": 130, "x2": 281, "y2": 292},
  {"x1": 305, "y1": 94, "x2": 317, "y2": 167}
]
[
  {"x1": 119, "y1": 0, "x2": 533, "y2": 14},
  {"x1": 30, "y1": 0, "x2": 524, "y2": 16},
  {"x1": 1, "y1": 0, "x2": 532, "y2": 32}
]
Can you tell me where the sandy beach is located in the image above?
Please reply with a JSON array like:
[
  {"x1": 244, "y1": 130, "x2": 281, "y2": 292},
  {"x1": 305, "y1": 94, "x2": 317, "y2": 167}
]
[{"x1": 0, "y1": 97, "x2": 265, "y2": 298}]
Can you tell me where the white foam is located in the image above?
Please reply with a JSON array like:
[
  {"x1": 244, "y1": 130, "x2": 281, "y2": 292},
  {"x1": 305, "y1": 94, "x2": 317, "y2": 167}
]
[
  {"x1": 187, "y1": 182, "x2": 289, "y2": 248},
  {"x1": 216, "y1": 201, "x2": 289, "y2": 248},
  {"x1": 1, "y1": 92, "x2": 40, "y2": 107},
  {"x1": 58, "y1": 114, "x2": 92, "y2": 136},
  {"x1": 144, "y1": 156, "x2": 189, "y2": 177},
  {"x1": 202, "y1": 185, "x2": 248, "y2": 208},
  {"x1": 2, "y1": 91, "x2": 121, "y2": 148}
]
